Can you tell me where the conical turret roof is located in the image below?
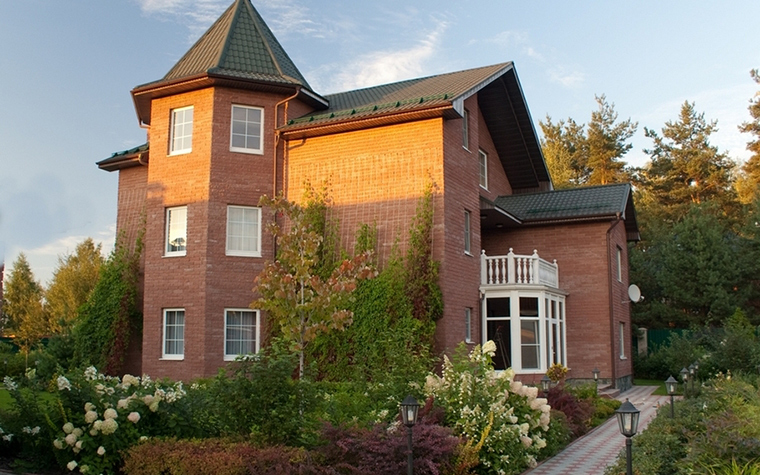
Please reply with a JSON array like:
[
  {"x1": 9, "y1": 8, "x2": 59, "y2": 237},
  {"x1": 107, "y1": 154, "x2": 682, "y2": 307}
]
[
  {"x1": 131, "y1": 0, "x2": 325, "y2": 125},
  {"x1": 162, "y1": 0, "x2": 311, "y2": 88}
]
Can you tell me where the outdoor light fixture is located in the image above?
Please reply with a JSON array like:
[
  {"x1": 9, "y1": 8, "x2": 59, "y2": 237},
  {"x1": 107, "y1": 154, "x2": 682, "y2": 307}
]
[
  {"x1": 665, "y1": 375, "x2": 677, "y2": 419},
  {"x1": 688, "y1": 363, "x2": 696, "y2": 392},
  {"x1": 593, "y1": 367, "x2": 600, "y2": 382},
  {"x1": 615, "y1": 399, "x2": 641, "y2": 475},
  {"x1": 680, "y1": 367, "x2": 689, "y2": 397},
  {"x1": 400, "y1": 395, "x2": 421, "y2": 475},
  {"x1": 541, "y1": 375, "x2": 551, "y2": 394}
]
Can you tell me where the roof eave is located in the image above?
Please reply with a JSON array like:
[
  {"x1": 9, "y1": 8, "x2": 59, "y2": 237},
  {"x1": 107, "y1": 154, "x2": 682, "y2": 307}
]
[
  {"x1": 279, "y1": 104, "x2": 454, "y2": 139},
  {"x1": 131, "y1": 73, "x2": 327, "y2": 126},
  {"x1": 450, "y1": 62, "x2": 514, "y2": 116}
]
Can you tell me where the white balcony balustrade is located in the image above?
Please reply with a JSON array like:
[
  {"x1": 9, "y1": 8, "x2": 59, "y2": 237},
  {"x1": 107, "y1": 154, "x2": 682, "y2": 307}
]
[{"x1": 481, "y1": 249, "x2": 558, "y2": 288}]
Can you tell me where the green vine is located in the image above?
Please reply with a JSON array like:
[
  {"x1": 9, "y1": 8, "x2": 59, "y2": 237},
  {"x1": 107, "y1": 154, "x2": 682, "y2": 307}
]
[
  {"x1": 72, "y1": 228, "x2": 143, "y2": 374},
  {"x1": 405, "y1": 182, "x2": 443, "y2": 322}
]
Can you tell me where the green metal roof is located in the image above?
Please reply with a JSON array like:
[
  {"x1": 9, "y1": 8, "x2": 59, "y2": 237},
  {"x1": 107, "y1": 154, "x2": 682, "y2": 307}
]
[
  {"x1": 97, "y1": 143, "x2": 149, "y2": 171},
  {"x1": 493, "y1": 183, "x2": 640, "y2": 240},
  {"x1": 286, "y1": 63, "x2": 511, "y2": 128},
  {"x1": 157, "y1": 0, "x2": 310, "y2": 89}
]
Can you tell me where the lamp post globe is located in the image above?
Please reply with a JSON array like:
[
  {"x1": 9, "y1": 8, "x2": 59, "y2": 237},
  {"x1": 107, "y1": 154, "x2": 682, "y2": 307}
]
[
  {"x1": 541, "y1": 375, "x2": 551, "y2": 394},
  {"x1": 680, "y1": 367, "x2": 689, "y2": 397},
  {"x1": 399, "y1": 395, "x2": 421, "y2": 475},
  {"x1": 665, "y1": 375, "x2": 677, "y2": 418},
  {"x1": 616, "y1": 399, "x2": 640, "y2": 475}
]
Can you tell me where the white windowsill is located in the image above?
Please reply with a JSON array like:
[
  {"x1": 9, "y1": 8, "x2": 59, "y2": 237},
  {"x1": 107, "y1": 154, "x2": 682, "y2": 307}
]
[
  {"x1": 160, "y1": 356, "x2": 184, "y2": 361},
  {"x1": 464, "y1": 251, "x2": 473, "y2": 257}
]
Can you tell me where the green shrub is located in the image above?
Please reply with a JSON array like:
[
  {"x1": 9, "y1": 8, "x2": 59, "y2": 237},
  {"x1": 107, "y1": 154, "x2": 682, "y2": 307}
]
[
  {"x1": 540, "y1": 410, "x2": 572, "y2": 459},
  {"x1": 205, "y1": 344, "x2": 319, "y2": 447}
]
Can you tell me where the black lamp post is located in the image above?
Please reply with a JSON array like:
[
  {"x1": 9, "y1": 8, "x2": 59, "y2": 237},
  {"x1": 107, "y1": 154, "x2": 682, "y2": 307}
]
[
  {"x1": 592, "y1": 367, "x2": 600, "y2": 395},
  {"x1": 665, "y1": 375, "x2": 677, "y2": 419},
  {"x1": 616, "y1": 399, "x2": 641, "y2": 475},
  {"x1": 688, "y1": 363, "x2": 696, "y2": 392},
  {"x1": 541, "y1": 375, "x2": 551, "y2": 395},
  {"x1": 680, "y1": 367, "x2": 689, "y2": 397},
  {"x1": 400, "y1": 395, "x2": 421, "y2": 475}
]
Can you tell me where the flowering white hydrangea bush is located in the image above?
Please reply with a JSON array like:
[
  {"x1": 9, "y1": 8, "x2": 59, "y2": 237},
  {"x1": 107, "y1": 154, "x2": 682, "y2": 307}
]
[
  {"x1": 39, "y1": 366, "x2": 187, "y2": 474},
  {"x1": 424, "y1": 341, "x2": 551, "y2": 475}
]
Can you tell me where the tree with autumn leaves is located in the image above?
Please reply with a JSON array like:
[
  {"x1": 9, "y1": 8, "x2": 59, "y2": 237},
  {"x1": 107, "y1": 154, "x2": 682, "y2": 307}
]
[{"x1": 253, "y1": 192, "x2": 376, "y2": 379}]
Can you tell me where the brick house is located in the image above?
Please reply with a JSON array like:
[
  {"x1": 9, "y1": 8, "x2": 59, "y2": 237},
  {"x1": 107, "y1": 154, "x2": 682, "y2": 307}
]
[{"x1": 98, "y1": 0, "x2": 639, "y2": 389}]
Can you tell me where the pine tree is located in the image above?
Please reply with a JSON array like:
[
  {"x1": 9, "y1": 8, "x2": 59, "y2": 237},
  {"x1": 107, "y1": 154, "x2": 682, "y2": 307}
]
[
  {"x1": 3, "y1": 254, "x2": 47, "y2": 356},
  {"x1": 737, "y1": 69, "x2": 760, "y2": 204},
  {"x1": 586, "y1": 95, "x2": 637, "y2": 185},
  {"x1": 639, "y1": 101, "x2": 736, "y2": 222},
  {"x1": 540, "y1": 116, "x2": 588, "y2": 188}
]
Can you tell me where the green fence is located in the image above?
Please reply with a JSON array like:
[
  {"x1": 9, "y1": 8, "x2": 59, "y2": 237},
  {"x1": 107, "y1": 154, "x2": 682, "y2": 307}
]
[{"x1": 633, "y1": 328, "x2": 687, "y2": 355}]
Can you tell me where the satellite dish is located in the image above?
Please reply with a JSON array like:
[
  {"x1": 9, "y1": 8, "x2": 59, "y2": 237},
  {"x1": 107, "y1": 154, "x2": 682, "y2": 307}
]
[{"x1": 628, "y1": 284, "x2": 642, "y2": 303}]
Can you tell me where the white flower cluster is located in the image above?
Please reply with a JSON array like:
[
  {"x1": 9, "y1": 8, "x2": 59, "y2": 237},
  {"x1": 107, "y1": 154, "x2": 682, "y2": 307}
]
[
  {"x1": 424, "y1": 341, "x2": 551, "y2": 475},
  {"x1": 49, "y1": 366, "x2": 187, "y2": 472},
  {"x1": 3, "y1": 376, "x2": 17, "y2": 391}
]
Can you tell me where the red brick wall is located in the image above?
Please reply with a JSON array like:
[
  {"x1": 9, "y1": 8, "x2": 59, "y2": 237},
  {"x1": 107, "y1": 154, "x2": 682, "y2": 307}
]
[
  {"x1": 482, "y1": 219, "x2": 633, "y2": 387},
  {"x1": 138, "y1": 87, "x2": 311, "y2": 380}
]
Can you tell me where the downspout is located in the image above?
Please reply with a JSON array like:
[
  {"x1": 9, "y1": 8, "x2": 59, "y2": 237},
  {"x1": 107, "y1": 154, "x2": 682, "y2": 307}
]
[
  {"x1": 273, "y1": 87, "x2": 301, "y2": 199},
  {"x1": 271, "y1": 87, "x2": 301, "y2": 259},
  {"x1": 138, "y1": 122, "x2": 150, "y2": 166},
  {"x1": 606, "y1": 212, "x2": 621, "y2": 388}
]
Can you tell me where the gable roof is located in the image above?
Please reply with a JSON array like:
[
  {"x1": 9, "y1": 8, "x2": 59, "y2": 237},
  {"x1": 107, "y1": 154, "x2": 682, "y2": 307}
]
[
  {"x1": 489, "y1": 183, "x2": 640, "y2": 241},
  {"x1": 97, "y1": 143, "x2": 149, "y2": 172},
  {"x1": 131, "y1": 0, "x2": 326, "y2": 126},
  {"x1": 281, "y1": 63, "x2": 551, "y2": 191}
]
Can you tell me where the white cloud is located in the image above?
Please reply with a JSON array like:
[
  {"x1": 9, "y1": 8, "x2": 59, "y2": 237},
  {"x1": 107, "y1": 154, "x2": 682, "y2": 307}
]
[
  {"x1": 312, "y1": 19, "x2": 449, "y2": 93},
  {"x1": 548, "y1": 67, "x2": 585, "y2": 88},
  {"x1": 134, "y1": 0, "x2": 228, "y2": 41},
  {"x1": 7, "y1": 225, "x2": 115, "y2": 287}
]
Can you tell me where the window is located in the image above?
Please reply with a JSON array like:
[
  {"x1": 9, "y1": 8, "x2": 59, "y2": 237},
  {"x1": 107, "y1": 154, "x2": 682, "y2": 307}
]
[
  {"x1": 616, "y1": 246, "x2": 623, "y2": 282},
  {"x1": 166, "y1": 206, "x2": 187, "y2": 256},
  {"x1": 465, "y1": 308, "x2": 472, "y2": 343},
  {"x1": 464, "y1": 210, "x2": 471, "y2": 255},
  {"x1": 486, "y1": 297, "x2": 511, "y2": 370},
  {"x1": 226, "y1": 206, "x2": 261, "y2": 256},
  {"x1": 463, "y1": 109, "x2": 470, "y2": 150},
  {"x1": 163, "y1": 309, "x2": 185, "y2": 359},
  {"x1": 170, "y1": 106, "x2": 193, "y2": 154},
  {"x1": 484, "y1": 292, "x2": 566, "y2": 373},
  {"x1": 619, "y1": 322, "x2": 626, "y2": 359},
  {"x1": 479, "y1": 150, "x2": 488, "y2": 189},
  {"x1": 230, "y1": 105, "x2": 264, "y2": 154},
  {"x1": 225, "y1": 309, "x2": 259, "y2": 360}
]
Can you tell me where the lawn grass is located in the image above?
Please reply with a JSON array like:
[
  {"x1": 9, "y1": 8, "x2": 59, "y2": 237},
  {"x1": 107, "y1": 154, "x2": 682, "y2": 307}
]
[
  {"x1": 634, "y1": 378, "x2": 685, "y2": 396},
  {"x1": 0, "y1": 389, "x2": 12, "y2": 411}
]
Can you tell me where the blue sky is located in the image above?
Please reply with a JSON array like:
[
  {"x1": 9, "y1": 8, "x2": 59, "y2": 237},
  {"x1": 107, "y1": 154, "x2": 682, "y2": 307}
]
[{"x1": 1, "y1": 0, "x2": 759, "y2": 285}]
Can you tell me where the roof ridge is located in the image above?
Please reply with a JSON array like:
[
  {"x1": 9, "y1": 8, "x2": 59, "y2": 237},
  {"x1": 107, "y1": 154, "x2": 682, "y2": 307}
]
[{"x1": 325, "y1": 62, "x2": 511, "y2": 99}]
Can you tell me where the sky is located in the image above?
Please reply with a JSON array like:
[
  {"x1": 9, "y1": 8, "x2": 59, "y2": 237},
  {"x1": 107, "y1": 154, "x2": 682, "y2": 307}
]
[{"x1": 1, "y1": 0, "x2": 759, "y2": 286}]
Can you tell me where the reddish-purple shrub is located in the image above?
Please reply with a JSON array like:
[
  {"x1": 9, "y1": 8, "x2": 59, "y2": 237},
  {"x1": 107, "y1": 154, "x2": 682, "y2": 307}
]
[
  {"x1": 319, "y1": 414, "x2": 460, "y2": 475},
  {"x1": 546, "y1": 385, "x2": 594, "y2": 438},
  {"x1": 122, "y1": 438, "x2": 335, "y2": 475}
]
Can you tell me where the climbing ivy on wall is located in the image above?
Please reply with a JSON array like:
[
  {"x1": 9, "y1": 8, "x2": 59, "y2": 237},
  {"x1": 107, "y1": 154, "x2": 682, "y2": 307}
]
[
  {"x1": 72, "y1": 231, "x2": 143, "y2": 375},
  {"x1": 307, "y1": 184, "x2": 442, "y2": 384}
]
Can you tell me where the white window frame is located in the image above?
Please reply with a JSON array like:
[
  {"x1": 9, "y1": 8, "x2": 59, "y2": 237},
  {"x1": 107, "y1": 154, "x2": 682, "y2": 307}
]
[
  {"x1": 465, "y1": 307, "x2": 473, "y2": 343},
  {"x1": 482, "y1": 290, "x2": 566, "y2": 374},
  {"x1": 479, "y1": 149, "x2": 488, "y2": 190},
  {"x1": 170, "y1": 106, "x2": 193, "y2": 155},
  {"x1": 230, "y1": 105, "x2": 264, "y2": 154},
  {"x1": 224, "y1": 309, "x2": 260, "y2": 361},
  {"x1": 226, "y1": 205, "x2": 262, "y2": 257},
  {"x1": 463, "y1": 109, "x2": 470, "y2": 150},
  {"x1": 165, "y1": 206, "x2": 187, "y2": 257},
  {"x1": 616, "y1": 246, "x2": 623, "y2": 282},
  {"x1": 162, "y1": 308, "x2": 185, "y2": 360},
  {"x1": 464, "y1": 210, "x2": 472, "y2": 255}
]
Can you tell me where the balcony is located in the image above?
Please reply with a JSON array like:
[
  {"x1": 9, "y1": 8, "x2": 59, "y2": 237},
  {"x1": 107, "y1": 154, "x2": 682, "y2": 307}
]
[{"x1": 480, "y1": 249, "x2": 559, "y2": 289}]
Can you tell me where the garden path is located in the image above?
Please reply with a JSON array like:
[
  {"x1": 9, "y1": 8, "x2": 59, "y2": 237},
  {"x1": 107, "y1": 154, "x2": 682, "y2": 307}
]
[{"x1": 523, "y1": 385, "x2": 671, "y2": 475}]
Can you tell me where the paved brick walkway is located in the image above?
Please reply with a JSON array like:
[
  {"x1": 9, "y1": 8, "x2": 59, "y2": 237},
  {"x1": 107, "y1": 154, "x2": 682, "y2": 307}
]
[{"x1": 524, "y1": 386, "x2": 670, "y2": 475}]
